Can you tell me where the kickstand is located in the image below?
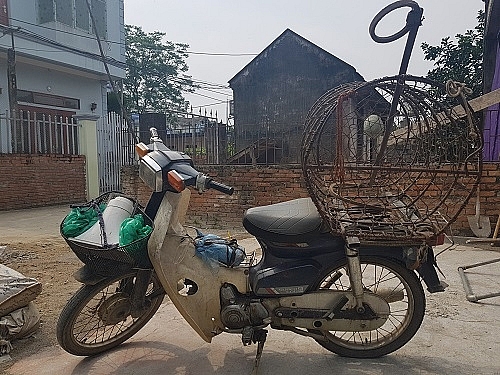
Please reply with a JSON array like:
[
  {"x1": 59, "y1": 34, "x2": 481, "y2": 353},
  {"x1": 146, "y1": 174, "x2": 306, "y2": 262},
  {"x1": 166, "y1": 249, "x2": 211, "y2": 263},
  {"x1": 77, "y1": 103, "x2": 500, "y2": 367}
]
[{"x1": 250, "y1": 329, "x2": 267, "y2": 375}]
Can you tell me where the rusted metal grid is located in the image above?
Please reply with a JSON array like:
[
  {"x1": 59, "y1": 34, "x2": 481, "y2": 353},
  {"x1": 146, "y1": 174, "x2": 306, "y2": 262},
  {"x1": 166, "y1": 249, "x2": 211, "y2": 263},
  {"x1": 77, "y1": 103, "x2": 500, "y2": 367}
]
[{"x1": 301, "y1": 75, "x2": 482, "y2": 244}]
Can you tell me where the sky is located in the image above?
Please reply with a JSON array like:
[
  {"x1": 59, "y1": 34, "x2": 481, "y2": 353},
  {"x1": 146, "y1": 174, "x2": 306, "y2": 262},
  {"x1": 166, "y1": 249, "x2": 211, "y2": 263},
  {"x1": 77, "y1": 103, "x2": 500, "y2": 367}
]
[{"x1": 124, "y1": 0, "x2": 484, "y2": 121}]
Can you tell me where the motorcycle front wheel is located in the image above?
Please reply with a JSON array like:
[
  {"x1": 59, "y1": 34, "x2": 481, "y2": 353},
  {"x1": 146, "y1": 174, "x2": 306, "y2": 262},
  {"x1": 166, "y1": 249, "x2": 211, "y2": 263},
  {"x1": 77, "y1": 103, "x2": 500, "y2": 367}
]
[
  {"x1": 57, "y1": 269, "x2": 164, "y2": 356},
  {"x1": 311, "y1": 256, "x2": 425, "y2": 358}
]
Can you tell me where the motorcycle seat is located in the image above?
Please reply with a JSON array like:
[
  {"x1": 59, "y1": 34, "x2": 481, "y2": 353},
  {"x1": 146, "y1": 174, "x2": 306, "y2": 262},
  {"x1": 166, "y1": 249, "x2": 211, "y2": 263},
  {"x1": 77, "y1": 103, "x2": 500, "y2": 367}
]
[{"x1": 243, "y1": 198, "x2": 322, "y2": 238}]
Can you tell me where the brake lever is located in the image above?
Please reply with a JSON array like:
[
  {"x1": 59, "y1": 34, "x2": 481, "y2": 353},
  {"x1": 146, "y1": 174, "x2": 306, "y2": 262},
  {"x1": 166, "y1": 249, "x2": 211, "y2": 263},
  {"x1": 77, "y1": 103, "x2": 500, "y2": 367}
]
[{"x1": 195, "y1": 173, "x2": 208, "y2": 194}]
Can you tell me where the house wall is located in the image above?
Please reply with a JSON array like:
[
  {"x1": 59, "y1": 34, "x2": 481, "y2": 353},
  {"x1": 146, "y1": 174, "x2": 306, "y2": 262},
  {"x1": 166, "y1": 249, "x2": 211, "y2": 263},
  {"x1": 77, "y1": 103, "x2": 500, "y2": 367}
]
[
  {"x1": 0, "y1": 154, "x2": 86, "y2": 210},
  {"x1": 230, "y1": 31, "x2": 363, "y2": 163},
  {"x1": 0, "y1": 0, "x2": 125, "y2": 122},
  {"x1": 0, "y1": 0, "x2": 125, "y2": 198},
  {"x1": 3, "y1": 0, "x2": 124, "y2": 77},
  {"x1": 121, "y1": 164, "x2": 500, "y2": 235},
  {"x1": 5, "y1": 62, "x2": 106, "y2": 116}
]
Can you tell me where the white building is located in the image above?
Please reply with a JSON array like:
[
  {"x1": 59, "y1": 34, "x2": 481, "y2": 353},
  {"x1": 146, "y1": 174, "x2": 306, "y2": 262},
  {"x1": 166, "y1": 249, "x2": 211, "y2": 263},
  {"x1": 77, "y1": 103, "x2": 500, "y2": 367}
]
[{"x1": 0, "y1": 0, "x2": 126, "y2": 150}]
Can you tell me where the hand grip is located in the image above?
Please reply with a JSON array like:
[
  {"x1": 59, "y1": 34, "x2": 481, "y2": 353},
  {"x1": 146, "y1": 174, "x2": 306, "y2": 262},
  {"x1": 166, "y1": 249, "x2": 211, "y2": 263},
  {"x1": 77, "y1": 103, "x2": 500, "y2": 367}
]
[{"x1": 207, "y1": 179, "x2": 234, "y2": 195}]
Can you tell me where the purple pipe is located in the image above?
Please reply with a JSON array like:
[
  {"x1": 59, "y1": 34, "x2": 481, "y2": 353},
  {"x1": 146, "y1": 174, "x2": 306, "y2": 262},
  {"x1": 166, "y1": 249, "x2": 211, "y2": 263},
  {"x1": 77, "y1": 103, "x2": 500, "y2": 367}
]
[{"x1": 484, "y1": 35, "x2": 500, "y2": 161}]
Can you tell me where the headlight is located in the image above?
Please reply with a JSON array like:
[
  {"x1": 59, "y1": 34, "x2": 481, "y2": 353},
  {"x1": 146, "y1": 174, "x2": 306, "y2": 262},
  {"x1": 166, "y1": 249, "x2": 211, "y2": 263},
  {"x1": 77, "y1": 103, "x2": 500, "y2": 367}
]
[{"x1": 139, "y1": 154, "x2": 163, "y2": 192}]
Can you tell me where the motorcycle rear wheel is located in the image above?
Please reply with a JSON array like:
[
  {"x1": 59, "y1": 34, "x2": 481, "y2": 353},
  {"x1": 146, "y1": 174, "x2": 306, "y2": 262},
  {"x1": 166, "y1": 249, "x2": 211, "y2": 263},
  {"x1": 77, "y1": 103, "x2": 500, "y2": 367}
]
[
  {"x1": 312, "y1": 256, "x2": 425, "y2": 358},
  {"x1": 57, "y1": 269, "x2": 164, "y2": 356}
]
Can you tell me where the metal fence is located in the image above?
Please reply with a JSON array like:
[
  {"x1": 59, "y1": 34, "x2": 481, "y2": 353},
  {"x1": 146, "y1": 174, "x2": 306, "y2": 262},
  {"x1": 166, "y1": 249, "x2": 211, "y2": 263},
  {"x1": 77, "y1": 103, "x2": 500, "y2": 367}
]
[
  {"x1": 137, "y1": 121, "x2": 230, "y2": 165},
  {"x1": 0, "y1": 110, "x2": 79, "y2": 155},
  {"x1": 99, "y1": 112, "x2": 137, "y2": 192}
]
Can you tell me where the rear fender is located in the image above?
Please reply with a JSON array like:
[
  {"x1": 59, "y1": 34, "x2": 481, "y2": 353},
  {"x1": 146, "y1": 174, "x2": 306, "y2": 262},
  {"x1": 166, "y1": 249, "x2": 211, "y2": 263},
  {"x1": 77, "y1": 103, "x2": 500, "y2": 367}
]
[
  {"x1": 416, "y1": 247, "x2": 447, "y2": 293},
  {"x1": 360, "y1": 245, "x2": 446, "y2": 293}
]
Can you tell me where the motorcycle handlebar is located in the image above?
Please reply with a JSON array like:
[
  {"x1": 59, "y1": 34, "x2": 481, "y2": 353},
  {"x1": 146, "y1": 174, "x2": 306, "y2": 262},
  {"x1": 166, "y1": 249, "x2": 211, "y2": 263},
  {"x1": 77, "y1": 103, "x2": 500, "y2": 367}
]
[{"x1": 143, "y1": 129, "x2": 234, "y2": 195}]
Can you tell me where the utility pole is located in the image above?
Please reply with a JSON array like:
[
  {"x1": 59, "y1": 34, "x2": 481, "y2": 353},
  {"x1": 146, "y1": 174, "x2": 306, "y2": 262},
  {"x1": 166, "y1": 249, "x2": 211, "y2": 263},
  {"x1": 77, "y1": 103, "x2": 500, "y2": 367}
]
[{"x1": 7, "y1": 28, "x2": 18, "y2": 119}]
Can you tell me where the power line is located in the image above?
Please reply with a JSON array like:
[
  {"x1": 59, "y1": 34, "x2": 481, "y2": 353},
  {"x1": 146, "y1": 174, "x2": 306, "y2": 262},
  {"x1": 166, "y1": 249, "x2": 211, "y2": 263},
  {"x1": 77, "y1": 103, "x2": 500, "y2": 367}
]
[
  {"x1": 189, "y1": 91, "x2": 228, "y2": 102},
  {"x1": 10, "y1": 17, "x2": 258, "y2": 58},
  {"x1": 191, "y1": 99, "x2": 229, "y2": 109},
  {"x1": 186, "y1": 51, "x2": 256, "y2": 56},
  {"x1": 10, "y1": 17, "x2": 114, "y2": 44},
  {"x1": 6, "y1": 18, "x2": 235, "y2": 110},
  {"x1": 0, "y1": 24, "x2": 125, "y2": 68}
]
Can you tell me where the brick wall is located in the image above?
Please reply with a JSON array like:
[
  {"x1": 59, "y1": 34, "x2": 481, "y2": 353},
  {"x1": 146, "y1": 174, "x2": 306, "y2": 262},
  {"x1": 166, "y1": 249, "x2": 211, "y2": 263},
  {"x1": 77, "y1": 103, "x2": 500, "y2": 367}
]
[
  {"x1": 459, "y1": 163, "x2": 500, "y2": 234},
  {"x1": 0, "y1": 154, "x2": 86, "y2": 210},
  {"x1": 121, "y1": 163, "x2": 500, "y2": 235},
  {"x1": 121, "y1": 165, "x2": 310, "y2": 229}
]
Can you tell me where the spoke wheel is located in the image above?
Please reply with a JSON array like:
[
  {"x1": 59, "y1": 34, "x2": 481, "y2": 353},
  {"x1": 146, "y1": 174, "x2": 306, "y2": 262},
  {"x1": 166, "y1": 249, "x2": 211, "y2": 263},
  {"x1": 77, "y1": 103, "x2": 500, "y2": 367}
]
[
  {"x1": 312, "y1": 256, "x2": 425, "y2": 358},
  {"x1": 57, "y1": 270, "x2": 164, "y2": 356}
]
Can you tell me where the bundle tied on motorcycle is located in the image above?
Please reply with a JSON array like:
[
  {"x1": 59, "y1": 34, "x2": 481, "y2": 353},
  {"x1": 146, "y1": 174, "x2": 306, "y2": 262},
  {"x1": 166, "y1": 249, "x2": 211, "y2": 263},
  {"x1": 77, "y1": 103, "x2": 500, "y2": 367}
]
[{"x1": 194, "y1": 230, "x2": 246, "y2": 268}]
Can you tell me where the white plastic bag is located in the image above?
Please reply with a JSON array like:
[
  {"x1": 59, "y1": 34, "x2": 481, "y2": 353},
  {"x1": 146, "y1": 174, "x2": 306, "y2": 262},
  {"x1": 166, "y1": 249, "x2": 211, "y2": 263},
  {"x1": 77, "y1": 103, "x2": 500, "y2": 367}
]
[
  {"x1": 0, "y1": 264, "x2": 42, "y2": 317},
  {"x1": 0, "y1": 302, "x2": 41, "y2": 354}
]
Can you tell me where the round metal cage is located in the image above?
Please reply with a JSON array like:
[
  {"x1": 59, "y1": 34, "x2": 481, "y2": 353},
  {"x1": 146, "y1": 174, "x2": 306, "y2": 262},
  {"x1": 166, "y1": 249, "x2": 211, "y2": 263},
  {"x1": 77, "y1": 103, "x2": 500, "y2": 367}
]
[{"x1": 301, "y1": 75, "x2": 482, "y2": 244}]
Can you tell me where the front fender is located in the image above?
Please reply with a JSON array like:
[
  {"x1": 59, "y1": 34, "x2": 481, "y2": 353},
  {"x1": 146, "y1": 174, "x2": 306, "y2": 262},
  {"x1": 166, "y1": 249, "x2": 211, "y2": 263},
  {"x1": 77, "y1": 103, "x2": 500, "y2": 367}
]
[{"x1": 73, "y1": 265, "x2": 108, "y2": 285}]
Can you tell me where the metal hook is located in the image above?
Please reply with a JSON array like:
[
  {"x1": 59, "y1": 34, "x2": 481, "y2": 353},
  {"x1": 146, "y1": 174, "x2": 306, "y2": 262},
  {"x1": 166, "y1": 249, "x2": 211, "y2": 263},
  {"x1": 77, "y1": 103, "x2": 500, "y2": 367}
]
[{"x1": 368, "y1": 1, "x2": 424, "y2": 183}]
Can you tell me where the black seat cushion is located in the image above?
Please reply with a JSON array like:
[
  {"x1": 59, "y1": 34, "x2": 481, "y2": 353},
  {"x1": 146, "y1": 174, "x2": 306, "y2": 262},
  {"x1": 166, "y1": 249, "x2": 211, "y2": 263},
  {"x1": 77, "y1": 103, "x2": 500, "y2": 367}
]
[{"x1": 243, "y1": 198, "x2": 322, "y2": 237}]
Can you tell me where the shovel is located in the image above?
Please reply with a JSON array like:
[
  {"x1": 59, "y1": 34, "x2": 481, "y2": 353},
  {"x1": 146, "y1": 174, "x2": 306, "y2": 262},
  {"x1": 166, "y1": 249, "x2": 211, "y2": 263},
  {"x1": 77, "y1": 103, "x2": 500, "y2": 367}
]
[{"x1": 467, "y1": 186, "x2": 491, "y2": 237}]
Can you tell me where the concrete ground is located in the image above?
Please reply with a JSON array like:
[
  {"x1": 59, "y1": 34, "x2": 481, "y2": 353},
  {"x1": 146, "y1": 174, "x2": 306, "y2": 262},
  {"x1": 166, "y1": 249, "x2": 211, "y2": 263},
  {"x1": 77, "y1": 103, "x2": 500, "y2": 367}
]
[{"x1": 1, "y1": 205, "x2": 500, "y2": 375}]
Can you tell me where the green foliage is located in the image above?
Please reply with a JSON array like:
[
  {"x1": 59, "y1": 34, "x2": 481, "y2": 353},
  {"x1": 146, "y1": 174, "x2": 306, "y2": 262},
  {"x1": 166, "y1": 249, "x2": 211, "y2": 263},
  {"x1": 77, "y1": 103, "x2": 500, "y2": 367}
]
[
  {"x1": 123, "y1": 25, "x2": 196, "y2": 114},
  {"x1": 421, "y1": 10, "x2": 484, "y2": 98},
  {"x1": 107, "y1": 92, "x2": 121, "y2": 114}
]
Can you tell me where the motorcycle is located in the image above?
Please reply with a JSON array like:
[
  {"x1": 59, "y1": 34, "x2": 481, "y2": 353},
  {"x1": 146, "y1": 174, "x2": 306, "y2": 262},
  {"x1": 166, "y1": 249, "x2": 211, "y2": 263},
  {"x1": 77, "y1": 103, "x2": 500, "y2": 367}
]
[{"x1": 57, "y1": 128, "x2": 447, "y2": 372}]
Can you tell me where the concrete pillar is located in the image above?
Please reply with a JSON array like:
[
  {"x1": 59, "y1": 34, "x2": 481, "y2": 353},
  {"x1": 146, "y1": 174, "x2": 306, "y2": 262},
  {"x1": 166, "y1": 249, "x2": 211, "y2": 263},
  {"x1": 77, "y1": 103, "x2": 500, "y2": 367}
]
[{"x1": 75, "y1": 114, "x2": 100, "y2": 200}]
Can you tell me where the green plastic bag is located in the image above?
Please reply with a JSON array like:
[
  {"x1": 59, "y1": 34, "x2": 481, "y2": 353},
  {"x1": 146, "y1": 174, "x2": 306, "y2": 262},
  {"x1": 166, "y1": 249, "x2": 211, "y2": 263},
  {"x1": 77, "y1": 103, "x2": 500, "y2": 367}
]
[
  {"x1": 119, "y1": 214, "x2": 153, "y2": 246},
  {"x1": 61, "y1": 204, "x2": 106, "y2": 238}
]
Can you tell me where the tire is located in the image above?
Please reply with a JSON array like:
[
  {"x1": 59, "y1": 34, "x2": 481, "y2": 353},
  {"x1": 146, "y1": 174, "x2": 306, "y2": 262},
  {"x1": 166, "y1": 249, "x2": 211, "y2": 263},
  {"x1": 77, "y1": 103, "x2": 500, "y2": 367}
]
[
  {"x1": 57, "y1": 269, "x2": 164, "y2": 356},
  {"x1": 311, "y1": 256, "x2": 425, "y2": 358}
]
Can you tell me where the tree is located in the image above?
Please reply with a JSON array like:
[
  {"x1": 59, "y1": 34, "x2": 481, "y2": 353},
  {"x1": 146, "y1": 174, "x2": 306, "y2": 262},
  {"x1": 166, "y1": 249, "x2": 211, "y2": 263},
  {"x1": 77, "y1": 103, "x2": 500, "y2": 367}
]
[
  {"x1": 121, "y1": 25, "x2": 195, "y2": 114},
  {"x1": 421, "y1": 10, "x2": 484, "y2": 98}
]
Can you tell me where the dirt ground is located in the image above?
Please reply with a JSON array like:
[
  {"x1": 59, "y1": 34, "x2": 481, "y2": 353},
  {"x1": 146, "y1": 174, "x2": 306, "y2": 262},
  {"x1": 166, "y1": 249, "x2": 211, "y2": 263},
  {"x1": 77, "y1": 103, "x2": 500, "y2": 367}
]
[
  {"x1": 0, "y1": 205, "x2": 248, "y2": 373},
  {"x1": 0, "y1": 205, "x2": 82, "y2": 372},
  {"x1": 0, "y1": 239, "x2": 81, "y2": 353}
]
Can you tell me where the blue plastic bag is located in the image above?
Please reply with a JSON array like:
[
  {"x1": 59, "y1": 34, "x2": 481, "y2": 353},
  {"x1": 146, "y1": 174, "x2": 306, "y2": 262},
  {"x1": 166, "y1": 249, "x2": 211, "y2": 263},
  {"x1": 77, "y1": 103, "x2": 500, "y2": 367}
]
[{"x1": 194, "y1": 230, "x2": 245, "y2": 267}]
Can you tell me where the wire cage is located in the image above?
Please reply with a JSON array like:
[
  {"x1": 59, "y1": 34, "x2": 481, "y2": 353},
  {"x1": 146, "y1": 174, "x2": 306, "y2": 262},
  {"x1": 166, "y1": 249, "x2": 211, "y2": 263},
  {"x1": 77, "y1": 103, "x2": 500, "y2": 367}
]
[{"x1": 301, "y1": 75, "x2": 483, "y2": 244}]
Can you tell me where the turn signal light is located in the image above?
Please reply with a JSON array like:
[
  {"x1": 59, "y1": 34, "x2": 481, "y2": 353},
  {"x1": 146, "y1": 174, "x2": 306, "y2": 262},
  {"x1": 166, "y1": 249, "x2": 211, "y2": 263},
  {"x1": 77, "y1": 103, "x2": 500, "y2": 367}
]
[
  {"x1": 135, "y1": 143, "x2": 150, "y2": 158},
  {"x1": 167, "y1": 170, "x2": 185, "y2": 192}
]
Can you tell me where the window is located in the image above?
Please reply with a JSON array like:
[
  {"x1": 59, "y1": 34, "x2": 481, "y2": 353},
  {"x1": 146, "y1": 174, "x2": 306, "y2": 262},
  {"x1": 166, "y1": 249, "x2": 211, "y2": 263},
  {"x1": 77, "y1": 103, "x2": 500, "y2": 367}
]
[
  {"x1": 18, "y1": 89, "x2": 80, "y2": 110},
  {"x1": 0, "y1": 0, "x2": 9, "y2": 25},
  {"x1": 75, "y1": 0, "x2": 89, "y2": 30},
  {"x1": 55, "y1": 0, "x2": 72, "y2": 26},
  {"x1": 38, "y1": 0, "x2": 107, "y2": 38}
]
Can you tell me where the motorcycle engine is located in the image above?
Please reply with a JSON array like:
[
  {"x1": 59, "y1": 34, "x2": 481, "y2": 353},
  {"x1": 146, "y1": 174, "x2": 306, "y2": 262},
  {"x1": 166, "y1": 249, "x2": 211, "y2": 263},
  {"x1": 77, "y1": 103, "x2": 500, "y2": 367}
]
[{"x1": 220, "y1": 284, "x2": 268, "y2": 330}]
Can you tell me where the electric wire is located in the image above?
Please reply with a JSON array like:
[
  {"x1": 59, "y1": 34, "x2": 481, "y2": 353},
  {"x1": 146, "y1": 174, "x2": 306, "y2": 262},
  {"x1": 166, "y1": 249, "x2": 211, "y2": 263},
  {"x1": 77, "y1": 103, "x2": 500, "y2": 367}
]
[
  {"x1": 9, "y1": 17, "x2": 257, "y2": 57},
  {"x1": 3, "y1": 19, "x2": 235, "y2": 111}
]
